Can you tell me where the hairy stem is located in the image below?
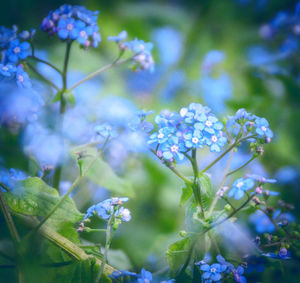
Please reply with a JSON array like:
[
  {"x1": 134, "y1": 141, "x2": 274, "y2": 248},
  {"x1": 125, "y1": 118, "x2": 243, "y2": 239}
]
[
  {"x1": 68, "y1": 57, "x2": 132, "y2": 92},
  {"x1": 29, "y1": 56, "x2": 62, "y2": 74},
  {"x1": 34, "y1": 152, "x2": 101, "y2": 232},
  {"x1": 95, "y1": 215, "x2": 114, "y2": 283},
  {"x1": 26, "y1": 62, "x2": 60, "y2": 91}
]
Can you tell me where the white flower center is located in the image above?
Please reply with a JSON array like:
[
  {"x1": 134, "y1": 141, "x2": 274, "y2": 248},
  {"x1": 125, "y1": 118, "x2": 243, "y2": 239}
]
[
  {"x1": 211, "y1": 135, "x2": 218, "y2": 143},
  {"x1": 261, "y1": 126, "x2": 267, "y2": 132},
  {"x1": 210, "y1": 268, "x2": 216, "y2": 273},
  {"x1": 205, "y1": 120, "x2": 212, "y2": 127},
  {"x1": 18, "y1": 75, "x2": 24, "y2": 82},
  {"x1": 67, "y1": 24, "x2": 74, "y2": 31},
  {"x1": 170, "y1": 145, "x2": 179, "y2": 153},
  {"x1": 192, "y1": 137, "x2": 199, "y2": 144},
  {"x1": 236, "y1": 181, "x2": 244, "y2": 188},
  {"x1": 79, "y1": 30, "x2": 86, "y2": 37},
  {"x1": 2, "y1": 66, "x2": 8, "y2": 71},
  {"x1": 157, "y1": 133, "x2": 164, "y2": 139},
  {"x1": 13, "y1": 47, "x2": 21, "y2": 54}
]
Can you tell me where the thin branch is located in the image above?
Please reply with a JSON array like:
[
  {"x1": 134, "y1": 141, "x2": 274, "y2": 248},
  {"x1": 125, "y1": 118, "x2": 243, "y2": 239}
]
[{"x1": 28, "y1": 56, "x2": 62, "y2": 74}]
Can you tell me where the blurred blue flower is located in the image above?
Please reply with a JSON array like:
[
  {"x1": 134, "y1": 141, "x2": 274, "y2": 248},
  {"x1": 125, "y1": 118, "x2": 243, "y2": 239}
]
[
  {"x1": 246, "y1": 174, "x2": 276, "y2": 184},
  {"x1": 0, "y1": 26, "x2": 17, "y2": 49},
  {"x1": 0, "y1": 168, "x2": 27, "y2": 190},
  {"x1": 152, "y1": 27, "x2": 183, "y2": 66},
  {"x1": 0, "y1": 64, "x2": 16, "y2": 77},
  {"x1": 255, "y1": 117, "x2": 273, "y2": 139},
  {"x1": 108, "y1": 30, "x2": 127, "y2": 43},
  {"x1": 228, "y1": 178, "x2": 255, "y2": 200},
  {"x1": 263, "y1": 248, "x2": 291, "y2": 260},
  {"x1": 94, "y1": 123, "x2": 118, "y2": 139},
  {"x1": 201, "y1": 50, "x2": 225, "y2": 75},
  {"x1": 232, "y1": 266, "x2": 246, "y2": 283},
  {"x1": 15, "y1": 66, "x2": 31, "y2": 88},
  {"x1": 138, "y1": 268, "x2": 152, "y2": 283}
]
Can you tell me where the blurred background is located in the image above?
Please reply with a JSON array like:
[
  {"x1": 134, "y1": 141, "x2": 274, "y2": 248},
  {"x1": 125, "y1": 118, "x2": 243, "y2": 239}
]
[{"x1": 1, "y1": 0, "x2": 300, "y2": 282}]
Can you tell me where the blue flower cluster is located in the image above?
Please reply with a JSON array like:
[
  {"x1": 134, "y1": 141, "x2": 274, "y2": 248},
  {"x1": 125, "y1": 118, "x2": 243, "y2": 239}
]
[
  {"x1": 148, "y1": 103, "x2": 227, "y2": 162},
  {"x1": 83, "y1": 197, "x2": 131, "y2": 222},
  {"x1": 109, "y1": 268, "x2": 174, "y2": 283},
  {"x1": 227, "y1": 108, "x2": 273, "y2": 143},
  {"x1": 196, "y1": 254, "x2": 246, "y2": 283},
  {"x1": 0, "y1": 26, "x2": 32, "y2": 88},
  {"x1": 41, "y1": 4, "x2": 101, "y2": 48},
  {"x1": 108, "y1": 31, "x2": 155, "y2": 72}
]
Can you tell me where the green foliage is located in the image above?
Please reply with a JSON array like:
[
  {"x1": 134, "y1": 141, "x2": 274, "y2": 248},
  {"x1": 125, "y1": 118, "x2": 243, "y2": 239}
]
[
  {"x1": 198, "y1": 173, "x2": 214, "y2": 211},
  {"x1": 107, "y1": 249, "x2": 132, "y2": 270},
  {"x1": 4, "y1": 177, "x2": 83, "y2": 242},
  {"x1": 73, "y1": 147, "x2": 135, "y2": 197},
  {"x1": 166, "y1": 237, "x2": 191, "y2": 273},
  {"x1": 180, "y1": 184, "x2": 193, "y2": 206}
]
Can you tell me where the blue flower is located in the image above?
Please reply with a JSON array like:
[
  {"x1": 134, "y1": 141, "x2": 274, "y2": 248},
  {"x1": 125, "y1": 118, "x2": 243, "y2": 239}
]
[
  {"x1": 246, "y1": 174, "x2": 277, "y2": 184},
  {"x1": 232, "y1": 266, "x2": 246, "y2": 283},
  {"x1": 125, "y1": 38, "x2": 155, "y2": 72},
  {"x1": 0, "y1": 26, "x2": 17, "y2": 49},
  {"x1": 204, "y1": 132, "x2": 227, "y2": 153},
  {"x1": 183, "y1": 130, "x2": 204, "y2": 149},
  {"x1": 148, "y1": 127, "x2": 175, "y2": 145},
  {"x1": 200, "y1": 263, "x2": 226, "y2": 282},
  {"x1": 160, "y1": 136, "x2": 185, "y2": 162},
  {"x1": 108, "y1": 30, "x2": 127, "y2": 43},
  {"x1": 6, "y1": 39, "x2": 30, "y2": 63},
  {"x1": 263, "y1": 248, "x2": 291, "y2": 260},
  {"x1": 228, "y1": 178, "x2": 255, "y2": 200},
  {"x1": 0, "y1": 168, "x2": 27, "y2": 190},
  {"x1": 249, "y1": 210, "x2": 275, "y2": 233},
  {"x1": 154, "y1": 110, "x2": 181, "y2": 128},
  {"x1": 0, "y1": 64, "x2": 16, "y2": 77},
  {"x1": 137, "y1": 268, "x2": 152, "y2": 283},
  {"x1": 41, "y1": 4, "x2": 101, "y2": 48},
  {"x1": 15, "y1": 66, "x2": 32, "y2": 88},
  {"x1": 94, "y1": 123, "x2": 118, "y2": 138},
  {"x1": 109, "y1": 269, "x2": 137, "y2": 281},
  {"x1": 83, "y1": 197, "x2": 130, "y2": 222},
  {"x1": 180, "y1": 103, "x2": 211, "y2": 124},
  {"x1": 254, "y1": 117, "x2": 273, "y2": 139}
]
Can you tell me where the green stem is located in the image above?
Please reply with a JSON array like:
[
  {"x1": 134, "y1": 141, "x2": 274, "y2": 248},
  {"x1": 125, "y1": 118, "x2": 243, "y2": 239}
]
[
  {"x1": 150, "y1": 149, "x2": 192, "y2": 185},
  {"x1": 0, "y1": 190, "x2": 23, "y2": 283},
  {"x1": 19, "y1": 215, "x2": 115, "y2": 274},
  {"x1": 29, "y1": 56, "x2": 62, "y2": 74},
  {"x1": 226, "y1": 155, "x2": 256, "y2": 177},
  {"x1": 34, "y1": 152, "x2": 101, "y2": 232},
  {"x1": 68, "y1": 57, "x2": 132, "y2": 92},
  {"x1": 84, "y1": 228, "x2": 106, "y2": 233},
  {"x1": 95, "y1": 216, "x2": 114, "y2": 283},
  {"x1": 0, "y1": 182, "x2": 10, "y2": 192},
  {"x1": 26, "y1": 62, "x2": 60, "y2": 91},
  {"x1": 179, "y1": 194, "x2": 255, "y2": 276},
  {"x1": 208, "y1": 149, "x2": 234, "y2": 216}
]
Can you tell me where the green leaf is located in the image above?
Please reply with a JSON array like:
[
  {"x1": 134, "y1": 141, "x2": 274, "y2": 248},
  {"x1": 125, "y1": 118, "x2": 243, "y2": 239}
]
[
  {"x1": 166, "y1": 237, "x2": 191, "y2": 273},
  {"x1": 198, "y1": 173, "x2": 214, "y2": 210},
  {"x1": 66, "y1": 91, "x2": 76, "y2": 106},
  {"x1": 53, "y1": 90, "x2": 63, "y2": 102},
  {"x1": 107, "y1": 249, "x2": 132, "y2": 271},
  {"x1": 4, "y1": 177, "x2": 83, "y2": 243},
  {"x1": 72, "y1": 147, "x2": 135, "y2": 197},
  {"x1": 180, "y1": 184, "x2": 193, "y2": 206},
  {"x1": 185, "y1": 201, "x2": 205, "y2": 232}
]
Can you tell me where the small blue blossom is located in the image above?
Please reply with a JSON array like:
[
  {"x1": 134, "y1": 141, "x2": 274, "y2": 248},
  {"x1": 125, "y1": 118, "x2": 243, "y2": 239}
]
[
  {"x1": 228, "y1": 177, "x2": 255, "y2": 200},
  {"x1": 232, "y1": 266, "x2": 247, "y2": 283},
  {"x1": 254, "y1": 117, "x2": 273, "y2": 139},
  {"x1": 6, "y1": 39, "x2": 30, "y2": 63},
  {"x1": 160, "y1": 136, "x2": 185, "y2": 162},
  {"x1": 180, "y1": 103, "x2": 211, "y2": 124},
  {"x1": 125, "y1": 38, "x2": 155, "y2": 72},
  {"x1": 108, "y1": 30, "x2": 127, "y2": 43},
  {"x1": 0, "y1": 26, "x2": 17, "y2": 49},
  {"x1": 109, "y1": 269, "x2": 137, "y2": 281},
  {"x1": 246, "y1": 174, "x2": 277, "y2": 184},
  {"x1": 15, "y1": 66, "x2": 32, "y2": 88},
  {"x1": 0, "y1": 168, "x2": 27, "y2": 190},
  {"x1": 0, "y1": 64, "x2": 16, "y2": 77},
  {"x1": 94, "y1": 123, "x2": 118, "y2": 138},
  {"x1": 263, "y1": 248, "x2": 291, "y2": 260},
  {"x1": 148, "y1": 127, "x2": 175, "y2": 145},
  {"x1": 199, "y1": 263, "x2": 226, "y2": 282},
  {"x1": 204, "y1": 131, "x2": 227, "y2": 153},
  {"x1": 138, "y1": 268, "x2": 152, "y2": 283},
  {"x1": 183, "y1": 130, "x2": 204, "y2": 149},
  {"x1": 154, "y1": 110, "x2": 181, "y2": 128},
  {"x1": 83, "y1": 197, "x2": 130, "y2": 222}
]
